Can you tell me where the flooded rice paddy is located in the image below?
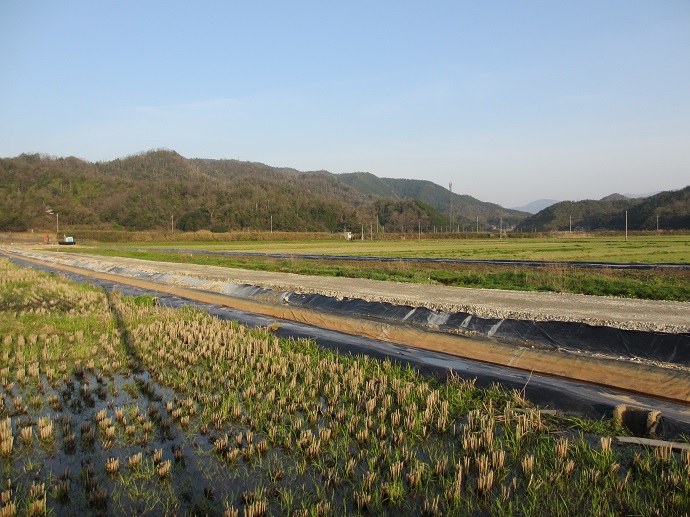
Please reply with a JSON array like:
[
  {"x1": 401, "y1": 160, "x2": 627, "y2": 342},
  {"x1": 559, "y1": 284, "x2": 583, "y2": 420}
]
[{"x1": 1, "y1": 258, "x2": 689, "y2": 516}]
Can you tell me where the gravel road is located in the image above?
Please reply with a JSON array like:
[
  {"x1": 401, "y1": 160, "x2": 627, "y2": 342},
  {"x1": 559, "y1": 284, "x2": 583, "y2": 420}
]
[{"x1": 4, "y1": 246, "x2": 689, "y2": 334}]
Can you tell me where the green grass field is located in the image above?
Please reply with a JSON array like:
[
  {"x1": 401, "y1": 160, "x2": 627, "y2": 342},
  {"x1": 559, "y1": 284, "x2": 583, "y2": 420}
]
[
  {"x1": 123, "y1": 235, "x2": 690, "y2": 263},
  {"x1": 53, "y1": 234, "x2": 690, "y2": 301}
]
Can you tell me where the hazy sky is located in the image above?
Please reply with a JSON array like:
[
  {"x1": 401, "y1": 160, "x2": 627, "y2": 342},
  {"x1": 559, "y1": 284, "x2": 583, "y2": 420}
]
[{"x1": 1, "y1": 1, "x2": 688, "y2": 207}]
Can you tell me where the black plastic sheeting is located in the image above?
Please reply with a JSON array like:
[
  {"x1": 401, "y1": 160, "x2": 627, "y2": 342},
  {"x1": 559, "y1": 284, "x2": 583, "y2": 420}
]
[
  {"x1": 9, "y1": 256, "x2": 690, "y2": 438},
  {"x1": 281, "y1": 291, "x2": 690, "y2": 367},
  {"x1": 136, "y1": 247, "x2": 690, "y2": 270},
  {"x1": 183, "y1": 280, "x2": 690, "y2": 368}
]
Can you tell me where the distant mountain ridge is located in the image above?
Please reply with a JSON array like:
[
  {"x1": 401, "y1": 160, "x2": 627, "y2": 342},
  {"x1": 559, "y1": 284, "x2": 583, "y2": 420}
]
[
  {"x1": 0, "y1": 149, "x2": 686, "y2": 233},
  {"x1": 625, "y1": 191, "x2": 660, "y2": 199},
  {"x1": 521, "y1": 187, "x2": 690, "y2": 231},
  {"x1": 338, "y1": 172, "x2": 526, "y2": 229},
  {"x1": 0, "y1": 150, "x2": 525, "y2": 233},
  {"x1": 512, "y1": 191, "x2": 659, "y2": 214},
  {"x1": 600, "y1": 193, "x2": 629, "y2": 202},
  {"x1": 510, "y1": 199, "x2": 560, "y2": 214}
]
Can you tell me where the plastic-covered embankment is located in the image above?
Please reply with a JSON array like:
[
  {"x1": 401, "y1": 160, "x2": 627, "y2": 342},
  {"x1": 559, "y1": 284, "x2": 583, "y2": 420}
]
[
  {"x1": 7, "y1": 255, "x2": 690, "y2": 438},
  {"x1": 280, "y1": 290, "x2": 690, "y2": 367},
  {"x1": 3, "y1": 248, "x2": 690, "y2": 404}
]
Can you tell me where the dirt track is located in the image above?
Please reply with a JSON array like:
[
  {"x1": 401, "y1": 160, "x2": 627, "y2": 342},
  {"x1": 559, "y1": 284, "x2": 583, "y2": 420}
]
[{"x1": 3, "y1": 245, "x2": 689, "y2": 334}]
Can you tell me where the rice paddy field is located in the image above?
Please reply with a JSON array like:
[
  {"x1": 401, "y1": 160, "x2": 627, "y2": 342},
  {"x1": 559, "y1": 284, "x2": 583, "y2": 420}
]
[
  {"x1": 55, "y1": 234, "x2": 690, "y2": 301},
  {"x1": 117, "y1": 234, "x2": 690, "y2": 263},
  {"x1": 1, "y1": 257, "x2": 690, "y2": 515}
]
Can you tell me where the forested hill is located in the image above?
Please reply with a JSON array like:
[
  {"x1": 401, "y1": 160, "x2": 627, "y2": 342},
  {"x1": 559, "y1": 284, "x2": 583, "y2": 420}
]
[
  {"x1": 520, "y1": 187, "x2": 690, "y2": 231},
  {"x1": 3, "y1": 149, "x2": 685, "y2": 233},
  {"x1": 338, "y1": 172, "x2": 525, "y2": 229},
  {"x1": 0, "y1": 150, "x2": 522, "y2": 233}
]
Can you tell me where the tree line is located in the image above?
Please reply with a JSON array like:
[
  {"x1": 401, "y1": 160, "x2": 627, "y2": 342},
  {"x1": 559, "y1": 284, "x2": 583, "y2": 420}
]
[{"x1": 0, "y1": 151, "x2": 447, "y2": 233}]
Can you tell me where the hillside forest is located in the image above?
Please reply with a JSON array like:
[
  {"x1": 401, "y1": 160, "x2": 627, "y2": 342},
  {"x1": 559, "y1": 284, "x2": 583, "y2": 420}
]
[{"x1": 0, "y1": 149, "x2": 687, "y2": 233}]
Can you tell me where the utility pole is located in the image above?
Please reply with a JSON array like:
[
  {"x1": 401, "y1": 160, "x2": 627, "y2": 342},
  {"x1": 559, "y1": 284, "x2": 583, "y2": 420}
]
[
  {"x1": 448, "y1": 182, "x2": 453, "y2": 234},
  {"x1": 625, "y1": 210, "x2": 628, "y2": 242},
  {"x1": 500, "y1": 217, "x2": 503, "y2": 240},
  {"x1": 46, "y1": 206, "x2": 56, "y2": 240},
  {"x1": 657, "y1": 214, "x2": 659, "y2": 233},
  {"x1": 476, "y1": 216, "x2": 479, "y2": 233},
  {"x1": 569, "y1": 215, "x2": 572, "y2": 233},
  {"x1": 270, "y1": 215, "x2": 273, "y2": 234},
  {"x1": 361, "y1": 225, "x2": 364, "y2": 241}
]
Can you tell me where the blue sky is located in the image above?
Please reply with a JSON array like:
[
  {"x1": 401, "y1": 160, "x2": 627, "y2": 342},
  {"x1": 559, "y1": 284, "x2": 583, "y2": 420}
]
[{"x1": 1, "y1": 1, "x2": 688, "y2": 207}]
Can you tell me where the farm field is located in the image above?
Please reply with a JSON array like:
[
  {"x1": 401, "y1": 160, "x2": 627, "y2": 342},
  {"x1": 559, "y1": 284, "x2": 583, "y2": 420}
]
[
  {"x1": 1, "y1": 258, "x2": 689, "y2": 515},
  {"x1": 123, "y1": 234, "x2": 690, "y2": 263},
  {"x1": 56, "y1": 234, "x2": 690, "y2": 301}
]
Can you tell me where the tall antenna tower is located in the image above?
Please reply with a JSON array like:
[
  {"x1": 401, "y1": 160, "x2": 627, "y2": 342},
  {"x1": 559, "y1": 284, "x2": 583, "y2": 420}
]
[{"x1": 448, "y1": 182, "x2": 453, "y2": 232}]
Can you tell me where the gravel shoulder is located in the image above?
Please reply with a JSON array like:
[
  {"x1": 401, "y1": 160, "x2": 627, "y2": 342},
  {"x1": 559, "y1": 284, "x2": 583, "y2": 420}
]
[{"x1": 4, "y1": 245, "x2": 689, "y2": 334}]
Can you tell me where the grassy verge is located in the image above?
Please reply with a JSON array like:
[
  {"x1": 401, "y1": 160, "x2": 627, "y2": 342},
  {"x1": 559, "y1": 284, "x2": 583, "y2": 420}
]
[
  {"x1": 1, "y1": 258, "x2": 688, "y2": 515},
  {"x1": 59, "y1": 248, "x2": 690, "y2": 301}
]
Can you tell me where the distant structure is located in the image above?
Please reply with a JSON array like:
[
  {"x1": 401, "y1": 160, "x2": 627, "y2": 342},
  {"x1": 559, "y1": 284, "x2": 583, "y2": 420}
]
[{"x1": 449, "y1": 182, "x2": 453, "y2": 231}]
